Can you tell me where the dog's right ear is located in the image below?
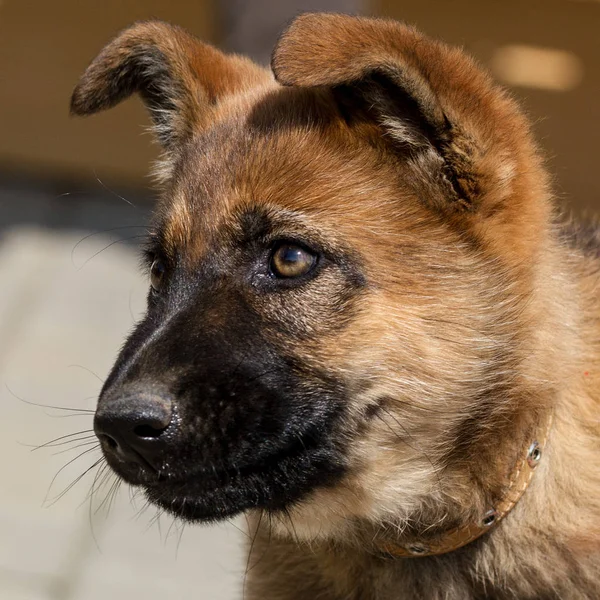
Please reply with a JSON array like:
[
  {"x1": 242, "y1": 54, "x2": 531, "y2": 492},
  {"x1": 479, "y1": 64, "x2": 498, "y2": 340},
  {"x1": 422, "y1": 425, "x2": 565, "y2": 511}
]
[
  {"x1": 71, "y1": 21, "x2": 267, "y2": 152},
  {"x1": 272, "y1": 14, "x2": 544, "y2": 218}
]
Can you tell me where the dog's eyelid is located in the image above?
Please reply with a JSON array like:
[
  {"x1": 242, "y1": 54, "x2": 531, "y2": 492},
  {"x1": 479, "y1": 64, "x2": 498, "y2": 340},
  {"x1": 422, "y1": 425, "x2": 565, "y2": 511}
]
[
  {"x1": 262, "y1": 226, "x2": 341, "y2": 256},
  {"x1": 143, "y1": 231, "x2": 173, "y2": 264},
  {"x1": 267, "y1": 235, "x2": 318, "y2": 252},
  {"x1": 142, "y1": 246, "x2": 156, "y2": 262}
]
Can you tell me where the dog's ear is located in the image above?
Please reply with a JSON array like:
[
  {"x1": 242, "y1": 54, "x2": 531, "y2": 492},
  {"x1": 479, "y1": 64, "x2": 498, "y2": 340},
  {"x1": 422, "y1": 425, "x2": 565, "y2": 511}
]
[
  {"x1": 272, "y1": 13, "x2": 539, "y2": 213},
  {"x1": 71, "y1": 21, "x2": 268, "y2": 151}
]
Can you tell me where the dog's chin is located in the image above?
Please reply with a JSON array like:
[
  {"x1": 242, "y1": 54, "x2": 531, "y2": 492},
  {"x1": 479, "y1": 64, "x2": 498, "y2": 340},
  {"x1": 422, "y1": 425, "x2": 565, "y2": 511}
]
[
  {"x1": 113, "y1": 444, "x2": 347, "y2": 523},
  {"x1": 142, "y1": 472, "x2": 291, "y2": 522}
]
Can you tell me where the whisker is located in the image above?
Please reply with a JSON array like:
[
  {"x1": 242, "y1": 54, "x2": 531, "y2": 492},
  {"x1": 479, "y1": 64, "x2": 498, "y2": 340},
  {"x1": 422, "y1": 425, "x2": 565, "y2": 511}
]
[
  {"x1": 228, "y1": 518, "x2": 252, "y2": 540},
  {"x1": 6, "y1": 384, "x2": 95, "y2": 413},
  {"x1": 75, "y1": 235, "x2": 149, "y2": 272},
  {"x1": 44, "y1": 446, "x2": 101, "y2": 505},
  {"x1": 66, "y1": 364, "x2": 104, "y2": 383},
  {"x1": 129, "y1": 486, "x2": 145, "y2": 513},
  {"x1": 41, "y1": 434, "x2": 96, "y2": 450},
  {"x1": 46, "y1": 453, "x2": 104, "y2": 507},
  {"x1": 84, "y1": 462, "x2": 110, "y2": 506},
  {"x1": 176, "y1": 521, "x2": 186, "y2": 558},
  {"x1": 166, "y1": 517, "x2": 178, "y2": 545},
  {"x1": 31, "y1": 430, "x2": 95, "y2": 452},
  {"x1": 128, "y1": 288, "x2": 138, "y2": 323},
  {"x1": 86, "y1": 460, "x2": 109, "y2": 551},
  {"x1": 107, "y1": 478, "x2": 123, "y2": 515},
  {"x1": 94, "y1": 171, "x2": 137, "y2": 207},
  {"x1": 146, "y1": 508, "x2": 164, "y2": 533},
  {"x1": 52, "y1": 440, "x2": 99, "y2": 456},
  {"x1": 87, "y1": 464, "x2": 114, "y2": 521},
  {"x1": 95, "y1": 474, "x2": 121, "y2": 515},
  {"x1": 134, "y1": 498, "x2": 153, "y2": 522},
  {"x1": 245, "y1": 510, "x2": 264, "y2": 575},
  {"x1": 243, "y1": 510, "x2": 269, "y2": 600},
  {"x1": 71, "y1": 225, "x2": 149, "y2": 268},
  {"x1": 40, "y1": 412, "x2": 96, "y2": 420}
]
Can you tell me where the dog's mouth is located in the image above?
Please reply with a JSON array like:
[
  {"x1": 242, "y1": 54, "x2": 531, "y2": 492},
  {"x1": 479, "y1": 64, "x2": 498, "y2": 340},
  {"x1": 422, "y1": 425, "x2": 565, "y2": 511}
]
[
  {"x1": 105, "y1": 434, "x2": 346, "y2": 522},
  {"x1": 95, "y1": 350, "x2": 351, "y2": 522}
]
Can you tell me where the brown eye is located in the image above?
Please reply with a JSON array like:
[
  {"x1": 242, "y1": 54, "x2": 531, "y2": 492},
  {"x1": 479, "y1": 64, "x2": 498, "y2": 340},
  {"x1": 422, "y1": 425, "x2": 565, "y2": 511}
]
[
  {"x1": 150, "y1": 259, "x2": 166, "y2": 292},
  {"x1": 271, "y1": 244, "x2": 316, "y2": 278}
]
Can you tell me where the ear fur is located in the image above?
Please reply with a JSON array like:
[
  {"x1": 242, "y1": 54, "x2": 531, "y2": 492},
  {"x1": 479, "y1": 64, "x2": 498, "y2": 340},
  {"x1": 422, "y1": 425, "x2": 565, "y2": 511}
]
[
  {"x1": 71, "y1": 21, "x2": 268, "y2": 151},
  {"x1": 272, "y1": 13, "x2": 540, "y2": 213}
]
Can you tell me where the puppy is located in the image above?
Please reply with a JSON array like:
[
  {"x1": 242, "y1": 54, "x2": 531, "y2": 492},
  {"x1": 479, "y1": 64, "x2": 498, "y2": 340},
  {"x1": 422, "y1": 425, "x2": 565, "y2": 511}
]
[{"x1": 70, "y1": 13, "x2": 600, "y2": 599}]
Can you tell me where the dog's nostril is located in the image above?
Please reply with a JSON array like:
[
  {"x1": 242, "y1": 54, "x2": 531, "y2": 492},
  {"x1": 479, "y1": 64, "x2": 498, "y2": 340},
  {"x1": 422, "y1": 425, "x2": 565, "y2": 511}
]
[
  {"x1": 134, "y1": 423, "x2": 167, "y2": 439},
  {"x1": 98, "y1": 433, "x2": 119, "y2": 450}
]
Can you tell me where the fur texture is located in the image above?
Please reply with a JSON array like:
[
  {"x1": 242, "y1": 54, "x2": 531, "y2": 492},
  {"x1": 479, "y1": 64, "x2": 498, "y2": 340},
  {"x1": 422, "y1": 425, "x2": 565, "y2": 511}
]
[{"x1": 72, "y1": 14, "x2": 600, "y2": 599}]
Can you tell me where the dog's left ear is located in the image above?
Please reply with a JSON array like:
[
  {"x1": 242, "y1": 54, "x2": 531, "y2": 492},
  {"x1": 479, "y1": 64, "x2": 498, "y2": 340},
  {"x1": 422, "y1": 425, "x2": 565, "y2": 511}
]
[
  {"x1": 272, "y1": 13, "x2": 539, "y2": 213},
  {"x1": 71, "y1": 21, "x2": 268, "y2": 153}
]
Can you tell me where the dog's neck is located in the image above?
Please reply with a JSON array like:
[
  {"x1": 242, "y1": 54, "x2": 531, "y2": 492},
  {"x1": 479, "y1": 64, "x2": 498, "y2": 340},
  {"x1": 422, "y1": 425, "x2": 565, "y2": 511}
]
[{"x1": 375, "y1": 410, "x2": 554, "y2": 558}]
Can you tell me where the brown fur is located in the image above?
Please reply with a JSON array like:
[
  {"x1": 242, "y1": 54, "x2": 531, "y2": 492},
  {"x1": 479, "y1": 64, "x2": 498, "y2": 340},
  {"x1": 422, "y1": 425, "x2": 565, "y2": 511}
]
[{"x1": 72, "y1": 14, "x2": 600, "y2": 599}]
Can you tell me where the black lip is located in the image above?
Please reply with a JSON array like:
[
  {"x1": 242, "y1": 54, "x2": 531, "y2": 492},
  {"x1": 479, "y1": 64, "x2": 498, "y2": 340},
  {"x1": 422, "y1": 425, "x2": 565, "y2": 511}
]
[
  {"x1": 105, "y1": 429, "x2": 308, "y2": 485},
  {"x1": 111, "y1": 438, "x2": 346, "y2": 522}
]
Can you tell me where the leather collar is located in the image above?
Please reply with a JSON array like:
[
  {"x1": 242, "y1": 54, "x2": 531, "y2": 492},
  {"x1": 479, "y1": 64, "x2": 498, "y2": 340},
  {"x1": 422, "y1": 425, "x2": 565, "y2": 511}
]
[{"x1": 378, "y1": 412, "x2": 554, "y2": 558}]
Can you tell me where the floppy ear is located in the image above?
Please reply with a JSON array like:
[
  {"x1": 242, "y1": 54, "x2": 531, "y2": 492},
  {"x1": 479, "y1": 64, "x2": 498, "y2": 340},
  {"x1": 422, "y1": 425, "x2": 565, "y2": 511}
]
[
  {"x1": 272, "y1": 14, "x2": 540, "y2": 213},
  {"x1": 71, "y1": 21, "x2": 268, "y2": 152}
]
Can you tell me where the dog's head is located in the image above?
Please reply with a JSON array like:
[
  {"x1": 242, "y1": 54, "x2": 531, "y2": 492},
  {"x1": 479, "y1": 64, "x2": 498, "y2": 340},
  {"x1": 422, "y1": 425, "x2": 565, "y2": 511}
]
[{"x1": 72, "y1": 15, "x2": 555, "y2": 541}]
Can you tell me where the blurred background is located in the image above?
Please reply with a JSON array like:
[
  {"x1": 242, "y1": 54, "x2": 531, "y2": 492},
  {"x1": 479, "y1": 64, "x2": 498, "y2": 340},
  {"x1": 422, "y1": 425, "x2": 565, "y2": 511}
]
[{"x1": 0, "y1": 1, "x2": 598, "y2": 599}]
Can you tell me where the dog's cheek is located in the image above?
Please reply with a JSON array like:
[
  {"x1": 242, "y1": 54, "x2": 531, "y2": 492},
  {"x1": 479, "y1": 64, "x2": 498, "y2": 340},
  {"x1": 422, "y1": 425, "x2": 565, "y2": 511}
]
[
  {"x1": 261, "y1": 294, "x2": 470, "y2": 541},
  {"x1": 250, "y1": 268, "x2": 362, "y2": 340}
]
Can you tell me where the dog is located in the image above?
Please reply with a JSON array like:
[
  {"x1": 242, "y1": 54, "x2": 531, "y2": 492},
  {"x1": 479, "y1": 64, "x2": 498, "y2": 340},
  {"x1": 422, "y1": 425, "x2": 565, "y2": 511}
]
[{"x1": 70, "y1": 13, "x2": 600, "y2": 599}]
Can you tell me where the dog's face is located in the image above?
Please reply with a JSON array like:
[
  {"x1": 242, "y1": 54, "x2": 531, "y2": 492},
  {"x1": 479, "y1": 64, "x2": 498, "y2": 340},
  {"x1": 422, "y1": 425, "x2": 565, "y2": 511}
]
[{"x1": 72, "y1": 15, "x2": 552, "y2": 539}]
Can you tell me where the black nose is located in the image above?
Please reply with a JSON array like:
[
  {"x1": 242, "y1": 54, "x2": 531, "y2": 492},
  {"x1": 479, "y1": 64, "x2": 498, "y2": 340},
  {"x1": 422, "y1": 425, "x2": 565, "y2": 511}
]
[{"x1": 94, "y1": 389, "x2": 173, "y2": 469}]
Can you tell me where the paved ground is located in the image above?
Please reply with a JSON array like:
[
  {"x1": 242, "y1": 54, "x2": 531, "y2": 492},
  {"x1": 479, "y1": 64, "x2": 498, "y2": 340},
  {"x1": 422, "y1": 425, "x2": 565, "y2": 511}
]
[{"x1": 0, "y1": 178, "x2": 245, "y2": 599}]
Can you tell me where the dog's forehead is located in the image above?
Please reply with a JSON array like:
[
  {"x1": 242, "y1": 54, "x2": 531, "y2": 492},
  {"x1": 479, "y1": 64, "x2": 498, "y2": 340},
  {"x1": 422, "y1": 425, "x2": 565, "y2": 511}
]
[{"x1": 159, "y1": 101, "x2": 404, "y2": 262}]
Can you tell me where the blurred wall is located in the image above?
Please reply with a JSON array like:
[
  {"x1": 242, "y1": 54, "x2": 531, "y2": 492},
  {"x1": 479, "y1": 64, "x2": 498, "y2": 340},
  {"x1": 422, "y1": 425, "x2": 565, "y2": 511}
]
[
  {"x1": 221, "y1": 0, "x2": 365, "y2": 64},
  {"x1": 0, "y1": 0, "x2": 598, "y2": 213},
  {"x1": 0, "y1": 0, "x2": 216, "y2": 186}
]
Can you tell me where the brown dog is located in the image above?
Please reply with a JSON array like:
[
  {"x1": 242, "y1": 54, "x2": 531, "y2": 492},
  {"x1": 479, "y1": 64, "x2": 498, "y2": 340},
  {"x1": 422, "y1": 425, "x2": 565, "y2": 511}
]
[{"x1": 70, "y1": 13, "x2": 600, "y2": 599}]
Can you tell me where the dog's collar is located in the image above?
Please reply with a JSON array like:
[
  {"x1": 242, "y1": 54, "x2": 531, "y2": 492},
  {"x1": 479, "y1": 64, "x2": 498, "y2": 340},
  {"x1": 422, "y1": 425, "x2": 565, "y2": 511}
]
[{"x1": 378, "y1": 412, "x2": 554, "y2": 558}]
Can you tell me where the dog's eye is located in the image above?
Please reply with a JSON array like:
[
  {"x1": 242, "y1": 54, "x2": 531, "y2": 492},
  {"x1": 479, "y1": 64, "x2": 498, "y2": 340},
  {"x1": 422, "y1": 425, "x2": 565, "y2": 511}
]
[
  {"x1": 150, "y1": 259, "x2": 166, "y2": 292},
  {"x1": 270, "y1": 244, "x2": 316, "y2": 278}
]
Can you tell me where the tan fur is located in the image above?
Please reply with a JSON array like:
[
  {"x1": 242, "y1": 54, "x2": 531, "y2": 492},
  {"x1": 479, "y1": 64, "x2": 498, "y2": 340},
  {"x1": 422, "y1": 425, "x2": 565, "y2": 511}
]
[{"x1": 72, "y1": 14, "x2": 600, "y2": 600}]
